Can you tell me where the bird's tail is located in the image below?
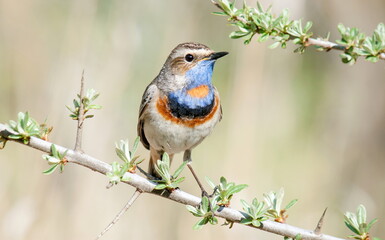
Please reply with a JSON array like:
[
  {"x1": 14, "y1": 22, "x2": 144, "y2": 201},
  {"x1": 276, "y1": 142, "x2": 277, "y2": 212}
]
[{"x1": 148, "y1": 148, "x2": 173, "y2": 178}]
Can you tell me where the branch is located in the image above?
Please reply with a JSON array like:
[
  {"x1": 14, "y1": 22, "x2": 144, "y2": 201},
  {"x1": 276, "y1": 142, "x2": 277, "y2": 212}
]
[
  {"x1": 0, "y1": 123, "x2": 346, "y2": 240},
  {"x1": 74, "y1": 71, "x2": 85, "y2": 152},
  {"x1": 211, "y1": 0, "x2": 385, "y2": 63}
]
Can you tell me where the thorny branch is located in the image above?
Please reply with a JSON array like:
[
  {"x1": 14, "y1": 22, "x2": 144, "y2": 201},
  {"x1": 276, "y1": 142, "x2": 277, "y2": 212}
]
[
  {"x1": 0, "y1": 123, "x2": 346, "y2": 240},
  {"x1": 95, "y1": 189, "x2": 142, "y2": 240},
  {"x1": 211, "y1": 0, "x2": 385, "y2": 61}
]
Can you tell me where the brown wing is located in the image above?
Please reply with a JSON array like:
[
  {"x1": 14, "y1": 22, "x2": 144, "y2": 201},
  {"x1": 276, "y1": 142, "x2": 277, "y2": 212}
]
[
  {"x1": 214, "y1": 87, "x2": 223, "y2": 122},
  {"x1": 137, "y1": 84, "x2": 158, "y2": 150},
  {"x1": 219, "y1": 104, "x2": 223, "y2": 122}
]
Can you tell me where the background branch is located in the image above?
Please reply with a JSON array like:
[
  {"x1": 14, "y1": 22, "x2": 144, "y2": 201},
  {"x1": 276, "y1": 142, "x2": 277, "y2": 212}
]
[
  {"x1": 0, "y1": 123, "x2": 346, "y2": 240},
  {"x1": 74, "y1": 71, "x2": 85, "y2": 152}
]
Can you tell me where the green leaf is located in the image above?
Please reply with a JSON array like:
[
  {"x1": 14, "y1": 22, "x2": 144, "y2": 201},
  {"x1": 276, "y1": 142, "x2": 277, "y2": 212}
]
[
  {"x1": 219, "y1": 0, "x2": 231, "y2": 11},
  {"x1": 162, "y1": 152, "x2": 170, "y2": 165},
  {"x1": 111, "y1": 161, "x2": 120, "y2": 172},
  {"x1": 256, "y1": 1, "x2": 263, "y2": 12},
  {"x1": 210, "y1": 216, "x2": 218, "y2": 225},
  {"x1": 116, "y1": 148, "x2": 128, "y2": 163},
  {"x1": 212, "y1": 11, "x2": 227, "y2": 16},
  {"x1": 7, "y1": 135, "x2": 22, "y2": 140},
  {"x1": 337, "y1": 23, "x2": 346, "y2": 35},
  {"x1": 88, "y1": 104, "x2": 102, "y2": 110},
  {"x1": 193, "y1": 218, "x2": 208, "y2": 230},
  {"x1": 252, "y1": 219, "x2": 262, "y2": 227},
  {"x1": 173, "y1": 161, "x2": 187, "y2": 179},
  {"x1": 73, "y1": 99, "x2": 80, "y2": 108},
  {"x1": 131, "y1": 136, "x2": 140, "y2": 155},
  {"x1": 285, "y1": 199, "x2": 298, "y2": 210},
  {"x1": 240, "y1": 199, "x2": 251, "y2": 210},
  {"x1": 357, "y1": 205, "x2": 366, "y2": 225},
  {"x1": 44, "y1": 155, "x2": 61, "y2": 164},
  {"x1": 344, "y1": 221, "x2": 360, "y2": 235},
  {"x1": 304, "y1": 21, "x2": 313, "y2": 33},
  {"x1": 258, "y1": 33, "x2": 269, "y2": 42},
  {"x1": 227, "y1": 184, "x2": 248, "y2": 195},
  {"x1": 367, "y1": 218, "x2": 378, "y2": 232},
  {"x1": 244, "y1": 33, "x2": 256, "y2": 45},
  {"x1": 294, "y1": 46, "x2": 306, "y2": 54},
  {"x1": 154, "y1": 184, "x2": 167, "y2": 190},
  {"x1": 220, "y1": 176, "x2": 227, "y2": 187},
  {"x1": 43, "y1": 164, "x2": 59, "y2": 175},
  {"x1": 205, "y1": 177, "x2": 217, "y2": 189},
  {"x1": 340, "y1": 53, "x2": 354, "y2": 64},
  {"x1": 294, "y1": 234, "x2": 302, "y2": 240},
  {"x1": 366, "y1": 55, "x2": 379, "y2": 63},
  {"x1": 230, "y1": 31, "x2": 250, "y2": 39},
  {"x1": 240, "y1": 218, "x2": 252, "y2": 225},
  {"x1": 172, "y1": 177, "x2": 185, "y2": 184},
  {"x1": 201, "y1": 196, "x2": 209, "y2": 212},
  {"x1": 292, "y1": 37, "x2": 301, "y2": 44},
  {"x1": 269, "y1": 41, "x2": 280, "y2": 49},
  {"x1": 119, "y1": 163, "x2": 130, "y2": 176},
  {"x1": 186, "y1": 205, "x2": 199, "y2": 215},
  {"x1": 51, "y1": 144, "x2": 58, "y2": 157}
]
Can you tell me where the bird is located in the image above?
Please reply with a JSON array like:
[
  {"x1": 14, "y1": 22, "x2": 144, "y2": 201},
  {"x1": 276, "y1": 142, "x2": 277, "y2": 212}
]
[{"x1": 137, "y1": 42, "x2": 228, "y2": 194}]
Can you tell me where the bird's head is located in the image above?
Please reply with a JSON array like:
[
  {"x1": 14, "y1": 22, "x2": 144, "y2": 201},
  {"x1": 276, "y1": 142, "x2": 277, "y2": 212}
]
[{"x1": 160, "y1": 42, "x2": 228, "y2": 92}]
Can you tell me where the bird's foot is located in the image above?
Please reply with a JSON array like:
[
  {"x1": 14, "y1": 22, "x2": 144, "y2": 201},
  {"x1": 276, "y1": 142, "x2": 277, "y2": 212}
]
[
  {"x1": 201, "y1": 186, "x2": 218, "y2": 198},
  {"x1": 201, "y1": 190, "x2": 209, "y2": 198}
]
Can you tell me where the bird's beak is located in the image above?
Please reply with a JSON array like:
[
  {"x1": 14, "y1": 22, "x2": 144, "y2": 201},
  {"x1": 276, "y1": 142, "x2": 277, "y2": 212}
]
[{"x1": 209, "y1": 51, "x2": 229, "y2": 60}]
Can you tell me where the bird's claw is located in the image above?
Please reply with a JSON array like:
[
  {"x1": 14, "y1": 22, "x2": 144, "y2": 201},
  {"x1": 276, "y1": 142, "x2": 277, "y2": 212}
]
[
  {"x1": 201, "y1": 186, "x2": 218, "y2": 198},
  {"x1": 201, "y1": 190, "x2": 210, "y2": 198}
]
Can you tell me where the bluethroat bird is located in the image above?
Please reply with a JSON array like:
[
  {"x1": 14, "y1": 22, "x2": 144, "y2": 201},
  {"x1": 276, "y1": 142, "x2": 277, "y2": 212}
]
[{"x1": 137, "y1": 42, "x2": 228, "y2": 195}]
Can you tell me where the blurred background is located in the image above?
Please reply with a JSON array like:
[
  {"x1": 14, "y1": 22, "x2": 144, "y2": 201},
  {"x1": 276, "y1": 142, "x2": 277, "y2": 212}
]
[{"x1": 0, "y1": 0, "x2": 384, "y2": 239}]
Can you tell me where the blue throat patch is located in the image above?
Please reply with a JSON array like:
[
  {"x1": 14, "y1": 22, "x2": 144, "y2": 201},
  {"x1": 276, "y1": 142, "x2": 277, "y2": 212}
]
[{"x1": 168, "y1": 60, "x2": 216, "y2": 119}]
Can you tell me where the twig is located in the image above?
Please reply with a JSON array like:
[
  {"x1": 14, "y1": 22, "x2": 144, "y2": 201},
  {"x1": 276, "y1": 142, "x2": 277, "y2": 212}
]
[
  {"x1": 211, "y1": 0, "x2": 248, "y2": 25},
  {"x1": 305, "y1": 38, "x2": 385, "y2": 60},
  {"x1": 74, "y1": 71, "x2": 85, "y2": 152},
  {"x1": 305, "y1": 38, "x2": 347, "y2": 51},
  {"x1": 0, "y1": 124, "x2": 346, "y2": 240},
  {"x1": 95, "y1": 189, "x2": 142, "y2": 240},
  {"x1": 314, "y1": 208, "x2": 328, "y2": 235}
]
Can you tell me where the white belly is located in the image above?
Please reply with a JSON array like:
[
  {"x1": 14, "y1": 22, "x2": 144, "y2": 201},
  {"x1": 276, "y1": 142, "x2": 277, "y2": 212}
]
[{"x1": 143, "y1": 103, "x2": 220, "y2": 154}]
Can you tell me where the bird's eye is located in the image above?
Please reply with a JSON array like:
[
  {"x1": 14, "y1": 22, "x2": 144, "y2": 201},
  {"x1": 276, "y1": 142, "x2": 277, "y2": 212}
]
[{"x1": 185, "y1": 54, "x2": 194, "y2": 62}]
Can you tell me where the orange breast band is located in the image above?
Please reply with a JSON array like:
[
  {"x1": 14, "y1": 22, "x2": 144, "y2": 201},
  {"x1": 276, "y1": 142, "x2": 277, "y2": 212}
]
[{"x1": 156, "y1": 94, "x2": 219, "y2": 128}]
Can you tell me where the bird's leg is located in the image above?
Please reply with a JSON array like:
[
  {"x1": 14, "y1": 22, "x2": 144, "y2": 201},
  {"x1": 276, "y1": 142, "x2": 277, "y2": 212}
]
[{"x1": 183, "y1": 150, "x2": 210, "y2": 197}]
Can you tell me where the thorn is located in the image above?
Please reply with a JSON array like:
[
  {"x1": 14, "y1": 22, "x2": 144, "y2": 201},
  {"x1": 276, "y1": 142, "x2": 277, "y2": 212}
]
[
  {"x1": 106, "y1": 182, "x2": 114, "y2": 189},
  {"x1": 314, "y1": 207, "x2": 328, "y2": 235}
]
